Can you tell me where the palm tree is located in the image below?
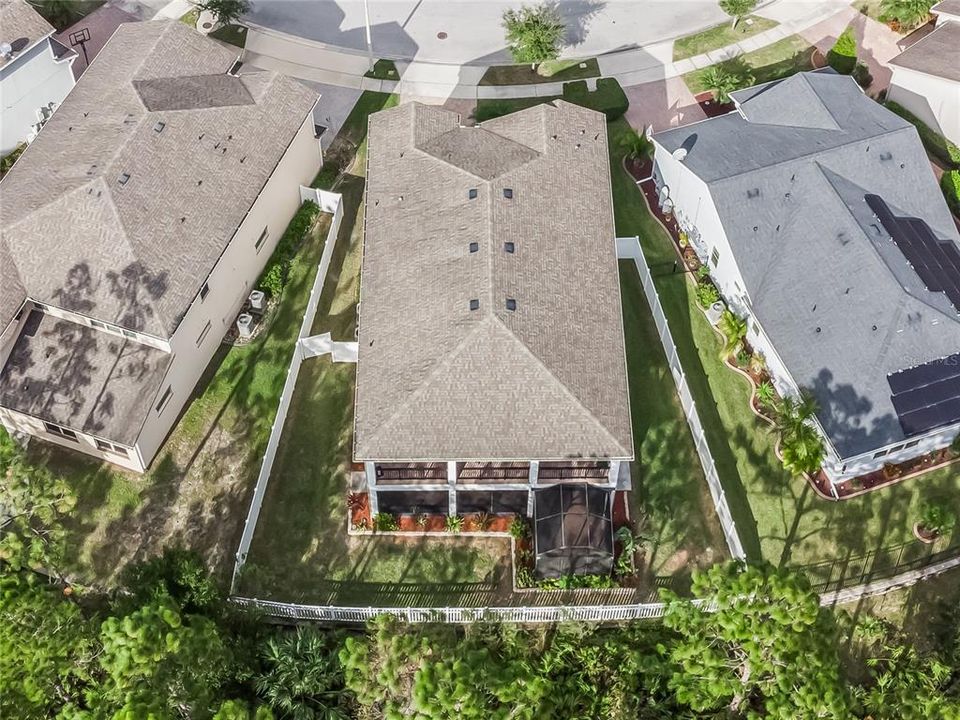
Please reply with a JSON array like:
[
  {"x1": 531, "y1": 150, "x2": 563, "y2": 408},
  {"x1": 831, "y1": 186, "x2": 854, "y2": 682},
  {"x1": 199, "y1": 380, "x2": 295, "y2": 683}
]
[
  {"x1": 755, "y1": 381, "x2": 776, "y2": 409},
  {"x1": 773, "y1": 392, "x2": 825, "y2": 476},
  {"x1": 255, "y1": 627, "x2": 350, "y2": 720},
  {"x1": 619, "y1": 128, "x2": 652, "y2": 162},
  {"x1": 718, "y1": 309, "x2": 748, "y2": 359}
]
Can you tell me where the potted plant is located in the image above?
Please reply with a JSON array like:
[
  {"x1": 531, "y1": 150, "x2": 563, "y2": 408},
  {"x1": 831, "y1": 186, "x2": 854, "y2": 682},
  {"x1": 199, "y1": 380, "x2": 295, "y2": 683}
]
[{"x1": 915, "y1": 502, "x2": 955, "y2": 543}]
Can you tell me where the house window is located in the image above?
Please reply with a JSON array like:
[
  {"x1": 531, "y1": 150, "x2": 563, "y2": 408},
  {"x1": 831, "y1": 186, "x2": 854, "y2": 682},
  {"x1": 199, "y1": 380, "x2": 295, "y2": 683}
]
[
  {"x1": 197, "y1": 320, "x2": 212, "y2": 347},
  {"x1": 199, "y1": 282, "x2": 210, "y2": 301},
  {"x1": 255, "y1": 227, "x2": 269, "y2": 252},
  {"x1": 710, "y1": 248, "x2": 720, "y2": 267},
  {"x1": 91, "y1": 320, "x2": 106, "y2": 329},
  {"x1": 904, "y1": 440, "x2": 920, "y2": 449},
  {"x1": 873, "y1": 449, "x2": 888, "y2": 459},
  {"x1": 122, "y1": 329, "x2": 136, "y2": 339},
  {"x1": 96, "y1": 439, "x2": 129, "y2": 457},
  {"x1": 156, "y1": 386, "x2": 173, "y2": 413},
  {"x1": 44, "y1": 422, "x2": 78, "y2": 442},
  {"x1": 34, "y1": 302, "x2": 48, "y2": 311}
]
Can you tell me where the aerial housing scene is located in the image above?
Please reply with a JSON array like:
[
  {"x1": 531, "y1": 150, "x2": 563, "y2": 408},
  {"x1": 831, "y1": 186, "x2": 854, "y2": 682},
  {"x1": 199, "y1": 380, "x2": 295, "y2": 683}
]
[{"x1": 1, "y1": 0, "x2": 959, "y2": 717}]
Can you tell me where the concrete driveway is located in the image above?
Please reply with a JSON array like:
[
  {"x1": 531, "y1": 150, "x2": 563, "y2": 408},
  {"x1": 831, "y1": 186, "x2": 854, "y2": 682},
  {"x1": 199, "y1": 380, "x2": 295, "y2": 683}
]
[{"x1": 244, "y1": 0, "x2": 728, "y2": 65}]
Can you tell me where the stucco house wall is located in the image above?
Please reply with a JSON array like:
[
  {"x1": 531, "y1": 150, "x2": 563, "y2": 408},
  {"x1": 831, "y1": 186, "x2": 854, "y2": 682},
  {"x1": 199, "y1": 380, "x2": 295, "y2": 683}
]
[
  {"x1": 887, "y1": 65, "x2": 960, "y2": 147},
  {"x1": 134, "y1": 113, "x2": 322, "y2": 467},
  {"x1": 0, "y1": 37, "x2": 75, "y2": 155}
]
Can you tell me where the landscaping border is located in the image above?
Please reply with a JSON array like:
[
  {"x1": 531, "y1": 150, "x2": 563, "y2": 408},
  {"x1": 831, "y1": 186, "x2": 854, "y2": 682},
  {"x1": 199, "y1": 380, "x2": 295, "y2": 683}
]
[{"x1": 229, "y1": 188, "x2": 344, "y2": 593}]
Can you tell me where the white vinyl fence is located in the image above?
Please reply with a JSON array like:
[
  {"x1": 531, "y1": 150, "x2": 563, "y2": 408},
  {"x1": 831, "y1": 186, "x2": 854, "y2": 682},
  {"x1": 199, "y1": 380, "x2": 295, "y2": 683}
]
[
  {"x1": 617, "y1": 236, "x2": 746, "y2": 561},
  {"x1": 230, "y1": 188, "x2": 344, "y2": 593},
  {"x1": 231, "y1": 550, "x2": 960, "y2": 623}
]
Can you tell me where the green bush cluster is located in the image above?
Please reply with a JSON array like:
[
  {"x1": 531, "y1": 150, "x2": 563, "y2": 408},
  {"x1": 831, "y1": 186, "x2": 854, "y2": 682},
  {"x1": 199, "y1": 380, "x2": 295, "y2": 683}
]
[
  {"x1": 886, "y1": 101, "x2": 960, "y2": 168},
  {"x1": 257, "y1": 200, "x2": 320, "y2": 297},
  {"x1": 562, "y1": 77, "x2": 630, "y2": 121},
  {"x1": 942, "y1": 170, "x2": 960, "y2": 217},
  {"x1": 827, "y1": 27, "x2": 857, "y2": 74}
]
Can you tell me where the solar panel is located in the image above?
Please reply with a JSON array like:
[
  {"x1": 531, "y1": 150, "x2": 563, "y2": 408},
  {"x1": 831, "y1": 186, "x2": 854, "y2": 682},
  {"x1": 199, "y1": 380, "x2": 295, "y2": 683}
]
[
  {"x1": 889, "y1": 353, "x2": 960, "y2": 435},
  {"x1": 866, "y1": 194, "x2": 960, "y2": 313}
]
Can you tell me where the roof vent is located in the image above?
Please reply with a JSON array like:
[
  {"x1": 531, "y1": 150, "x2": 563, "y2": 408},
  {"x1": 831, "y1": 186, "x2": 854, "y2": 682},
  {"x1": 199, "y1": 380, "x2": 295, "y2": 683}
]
[
  {"x1": 747, "y1": 188, "x2": 760, "y2": 199},
  {"x1": 469, "y1": 299, "x2": 480, "y2": 311},
  {"x1": 503, "y1": 188, "x2": 513, "y2": 199},
  {"x1": 504, "y1": 241, "x2": 515, "y2": 254},
  {"x1": 879, "y1": 151, "x2": 892, "y2": 161},
  {"x1": 153, "y1": 121, "x2": 165, "y2": 133},
  {"x1": 469, "y1": 242, "x2": 479, "y2": 253},
  {"x1": 505, "y1": 298, "x2": 517, "y2": 311},
  {"x1": 117, "y1": 172, "x2": 130, "y2": 185},
  {"x1": 468, "y1": 188, "x2": 478, "y2": 199}
]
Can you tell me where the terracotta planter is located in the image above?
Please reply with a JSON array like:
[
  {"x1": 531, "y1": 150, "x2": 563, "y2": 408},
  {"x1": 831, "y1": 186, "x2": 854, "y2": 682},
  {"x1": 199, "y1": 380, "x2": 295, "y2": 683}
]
[{"x1": 913, "y1": 523, "x2": 939, "y2": 544}]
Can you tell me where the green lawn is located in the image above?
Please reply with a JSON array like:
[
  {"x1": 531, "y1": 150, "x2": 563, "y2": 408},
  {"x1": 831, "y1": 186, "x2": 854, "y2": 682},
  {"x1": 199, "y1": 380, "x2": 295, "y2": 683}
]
[
  {"x1": 312, "y1": 92, "x2": 397, "y2": 190},
  {"x1": 364, "y1": 59, "x2": 399, "y2": 80},
  {"x1": 209, "y1": 24, "x2": 247, "y2": 48},
  {"x1": 479, "y1": 58, "x2": 600, "y2": 86},
  {"x1": 684, "y1": 34, "x2": 816, "y2": 95},
  {"x1": 672, "y1": 16, "x2": 779, "y2": 61},
  {"x1": 31, "y1": 209, "x2": 333, "y2": 587},
  {"x1": 607, "y1": 118, "x2": 960, "y2": 591}
]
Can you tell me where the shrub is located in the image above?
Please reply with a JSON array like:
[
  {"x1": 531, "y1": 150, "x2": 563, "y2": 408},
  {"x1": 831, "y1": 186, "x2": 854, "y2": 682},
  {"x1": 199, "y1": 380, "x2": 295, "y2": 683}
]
[
  {"x1": 445, "y1": 515, "x2": 464, "y2": 533},
  {"x1": 941, "y1": 170, "x2": 960, "y2": 217},
  {"x1": 509, "y1": 516, "x2": 530, "y2": 539},
  {"x1": 537, "y1": 573, "x2": 615, "y2": 589},
  {"x1": 886, "y1": 101, "x2": 960, "y2": 168},
  {"x1": 852, "y1": 62, "x2": 873, "y2": 88},
  {"x1": 696, "y1": 280, "x2": 720, "y2": 308},
  {"x1": 879, "y1": 0, "x2": 934, "y2": 30},
  {"x1": 827, "y1": 27, "x2": 857, "y2": 74},
  {"x1": 257, "y1": 200, "x2": 319, "y2": 297},
  {"x1": 919, "y1": 502, "x2": 955, "y2": 535},
  {"x1": 562, "y1": 78, "x2": 629, "y2": 121},
  {"x1": 372, "y1": 512, "x2": 399, "y2": 532},
  {"x1": 473, "y1": 512, "x2": 493, "y2": 531}
]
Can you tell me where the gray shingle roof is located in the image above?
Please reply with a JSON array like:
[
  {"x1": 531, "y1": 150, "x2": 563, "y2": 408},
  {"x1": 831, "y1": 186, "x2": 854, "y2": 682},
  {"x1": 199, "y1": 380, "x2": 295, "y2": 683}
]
[
  {"x1": 0, "y1": 0, "x2": 53, "y2": 69},
  {"x1": 0, "y1": 20, "x2": 318, "y2": 338},
  {"x1": 0, "y1": 310, "x2": 171, "y2": 444},
  {"x1": 654, "y1": 72, "x2": 960, "y2": 458},
  {"x1": 932, "y1": 0, "x2": 960, "y2": 17},
  {"x1": 889, "y1": 23, "x2": 960, "y2": 83},
  {"x1": 354, "y1": 101, "x2": 633, "y2": 462}
]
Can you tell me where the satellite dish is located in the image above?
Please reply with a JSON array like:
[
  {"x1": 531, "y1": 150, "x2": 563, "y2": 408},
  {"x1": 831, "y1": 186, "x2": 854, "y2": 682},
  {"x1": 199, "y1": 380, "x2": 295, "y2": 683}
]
[
  {"x1": 0, "y1": 42, "x2": 13, "y2": 58},
  {"x1": 672, "y1": 148, "x2": 688, "y2": 162}
]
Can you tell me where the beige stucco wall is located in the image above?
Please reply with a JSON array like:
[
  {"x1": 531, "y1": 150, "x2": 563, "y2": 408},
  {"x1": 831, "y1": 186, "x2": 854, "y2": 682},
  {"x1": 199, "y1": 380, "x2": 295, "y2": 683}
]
[
  {"x1": 888, "y1": 66, "x2": 960, "y2": 147},
  {"x1": 133, "y1": 112, "x2": 322, "y2": 468}
]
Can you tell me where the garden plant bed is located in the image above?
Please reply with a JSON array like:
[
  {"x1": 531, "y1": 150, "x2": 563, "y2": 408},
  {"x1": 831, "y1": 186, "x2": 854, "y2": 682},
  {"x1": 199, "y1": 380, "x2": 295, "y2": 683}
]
[
  {"x1": 819, "y1": 450, "x2": 960, "y2": 501},
  {"x1": 694, "y1": 92, "x2": 733, "y2": 118}
]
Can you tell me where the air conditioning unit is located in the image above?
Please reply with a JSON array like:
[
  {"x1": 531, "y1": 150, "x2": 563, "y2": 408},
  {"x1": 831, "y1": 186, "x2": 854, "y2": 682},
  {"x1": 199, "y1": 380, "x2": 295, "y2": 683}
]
[
  {"x1": 248, "y1": 290, "x2": 265, "y2": 311},
  {"x1": 236, "y1": 313, "x2": 254, "y2": 338}
]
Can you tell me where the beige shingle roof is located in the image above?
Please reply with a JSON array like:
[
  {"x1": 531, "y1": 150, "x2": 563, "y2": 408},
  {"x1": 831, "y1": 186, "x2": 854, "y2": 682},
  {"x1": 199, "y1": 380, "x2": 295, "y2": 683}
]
[
  {"x1": 890, "y1": 22, "x2": 960, "y2": 83},
  {"x1": 354, "y1": 101, "x2": 633, "y2": 462},
  {"x1": 0, "y1": 20, "x2": 318, "y2": 338},
  {"x1": 0, "y1": 0, "x2": 53, "y2": 69}
]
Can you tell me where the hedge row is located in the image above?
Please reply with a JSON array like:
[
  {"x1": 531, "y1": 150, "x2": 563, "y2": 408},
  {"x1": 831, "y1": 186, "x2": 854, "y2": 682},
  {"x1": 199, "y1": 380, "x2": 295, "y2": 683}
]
[
  {"x1": 942, "y1": 170, "x2": 960, "y2": 218},
  {"x1": 562, "y1": 78, "x2": 629, "y2": 121},
  {"x1": 258, "y1": 200, "x2": 320, "y2": 297},
  {"x1": 885, "y1": 101, "x2": 960, "y2": 168}
]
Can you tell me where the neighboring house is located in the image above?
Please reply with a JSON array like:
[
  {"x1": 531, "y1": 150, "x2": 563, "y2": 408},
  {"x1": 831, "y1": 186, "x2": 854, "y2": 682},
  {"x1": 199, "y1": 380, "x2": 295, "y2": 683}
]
[
  {"x1": 887, "y1": 12, "x2": 960, "y2": 146},
  {"x1": 54, "y1": 4, "x2": 138, "y2": 79},
  {"x1": 652, "y1": 71, "x2": 960, "y2": 485},
  {"x1": 0, "y1": 20, "x2": 322, "y2": 472},
  {"x1": 0, "y1": 0, "x2": 76, "y2": 155},
  {"x1": 356, "y1": 101, "x2": 634, "y2": 577},
  {"x1": 931, "y1": 0, "x2": 960, "y2": 24}
]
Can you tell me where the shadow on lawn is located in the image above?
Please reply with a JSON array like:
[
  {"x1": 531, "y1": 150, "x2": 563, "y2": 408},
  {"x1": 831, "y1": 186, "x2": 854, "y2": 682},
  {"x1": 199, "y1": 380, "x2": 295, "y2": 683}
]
[{"x1": 650, "y1": 271, "x2": 763, "y2": 562}]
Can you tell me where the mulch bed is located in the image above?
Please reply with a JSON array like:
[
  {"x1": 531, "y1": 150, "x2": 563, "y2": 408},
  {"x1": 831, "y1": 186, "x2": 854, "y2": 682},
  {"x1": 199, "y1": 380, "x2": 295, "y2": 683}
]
[
  {"x1": 694, "y1": 92, "x2": 734, "y2": 118},
  {"x1": 624, "y1": 157, "x2": 653, "y2": 182},
  {"x1": 348, "y1": 492, "x2": 515, "y2": 533},
  {"x1": 821, "y1": 448, "x2": 959, "y2": 500}
]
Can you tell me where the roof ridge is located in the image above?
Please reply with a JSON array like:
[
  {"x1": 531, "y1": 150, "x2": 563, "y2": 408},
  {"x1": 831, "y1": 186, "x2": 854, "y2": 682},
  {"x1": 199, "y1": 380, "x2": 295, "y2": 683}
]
[
  {"x1": 816, "y1": 163, "x2": 960, "y2": 326},
  {"x1": 487, "y1": 313, "x2": 631, "y2": 456},
  {"x1": 709, "y1": 123, "x2": 917, "y2": 184}
]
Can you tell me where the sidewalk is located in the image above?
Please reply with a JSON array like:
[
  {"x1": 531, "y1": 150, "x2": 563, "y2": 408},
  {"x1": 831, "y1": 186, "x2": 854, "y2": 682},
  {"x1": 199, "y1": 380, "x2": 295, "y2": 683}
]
[{"x1": 241, "y1": 0, "x2": 853, "y2": 100}]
